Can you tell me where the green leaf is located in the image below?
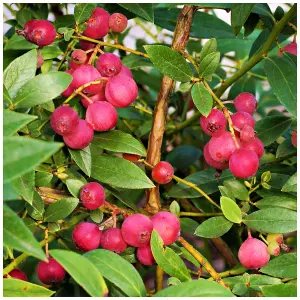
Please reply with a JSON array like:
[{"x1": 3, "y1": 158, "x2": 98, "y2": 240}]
[
  {"x1": 281, "y1": 172, "x2": 297, "y2": 193},
  {"x1": 4, "y1": 136, "x2": 62, "y2": 183},
  {"x1": 16, "y1": 8, "x2": 32, "y2": 26},
  {"x1": 69, "y1": 146, "x2": 92, "y2": 177},
  {"x1": 264, "y1": 56, "x2": 297, "y2": 117},
  {"x1": 91, "y1": 154, "x2": 154, "y2": 189},
  {"x1": 262, "y1": 284, "x2": 297, "y2": 297},
  {"x1": 90, "y1": 210, "x2": 104, "y2": 223},
  {"x1": 119, "y1": 4, "x2": 154, "y2": 22},
  {"x1": 199, "y1": 38, "x2": 217, "y2": 63},
  {"x1": 151, "y1": 230, "x2": 191, "y2": 282},
  {"x1": 223, "y1": 179, "x2": 249, "y2": 201},
  {"x1": 66, "y1": 179, "x2": 86, "y2": 198},
  {"x1": 194, "y1": 216, "x2": 233, "y2": 238},
  {"x1": 14, "y1": 72, "x2": 72, "y2": 108},
  {"x1": 191, "y1": 83, "x2": 213, "y2": 117},
  {"x1": 26, "y1": 191, "x2": 44, "y2": 221},
  {"x1": 94, "y1": 130, "x2": 146, "y2": 156},
  {"x1": 255, "y1": 195, "x2": 297, "y2": 211},
  {"x1": 198, "y1": 52, "x2": 220, "y2": 81},
  {"x1": 44, "y1": 198, "x2": 79, "y2": 222},
  {"x1": 180, "y1": 218, "x2": 200, "y2": 234},
  {"x1": 144, "y1": 45, "x2": 192, "y2": 82},
  {"x1": 231, "y1": 4, "x2": 255, "y2": 36},
  {"x1": 168, "y1": 277, "x2": 181, "y2": 286},
  {"x1": 155, "y1": 280, "x2": 234, "y2": 297},
  {"x1": 74, "y1": 3, "x2": 97, "y2": 24},
  {"x1": 243, "y1": 208, "x2": 297, "y2": 233},
  {"x1": 260, "y1": 253, "x2": 297, "y2": 278},
  {"x1": 3, "y1": 205, "x2": 46, "y2": 261},
  {"x1": 35, "y1": 171, "x2": 53, "y2": 187},
  {"x1": 41, "y1": 46, "x2": 63, "y2": 60},
  {"x1": 4, "y1": 49, "x2": 37, "y2": 99},
  {"x1": 3, "y1": 278, "x2": 54, "y2": 297},
  {"x1": 255, "y1": 116, "x2": 292, "y2": 146},
  {"x1": 170, "y1": 201, "x2": 180, "y2": 216},
  {"x1": 4, "y1": 34, "x2": 38, "y2": 51},
  {"x1": 220, "y1": 196, "x2": 242, "y2": 223},
  {"x1": 85, "y1": 249, "x2": 146, "y2": 297},
  {"x1": 122, "y1": 54, "x2": 153, "y2": 69},
  {"x1": 276, "y1": 138, "x2": 295, "y2": 158},
  {"x1": 11, "y1": 171, "x2": 35, "y2": 205},
  {"x1": 3, "y1": 110, "x2": 37, "y2": 136},
  {"x1": 50, "y1": 249, "x2": 107, "y2": 297}
]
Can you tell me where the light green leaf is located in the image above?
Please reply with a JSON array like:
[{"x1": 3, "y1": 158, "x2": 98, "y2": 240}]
[
  {"x1": 194, "y1": 217, "x2": 233, "y2": 238},
  {"x1": 262, "y1": 284, "x2": 297, "y2": 297},
  {"x1": 4, "y1": 34, "x2": 38, "y2": 51},
  {"x1": 12, "y1": 171, "x2": 35, "y2": 205},
  {"x1": 74, "y1": 3, "x2": 97, "y2": 24},
  {"x1": 231, "y1": 4, "x2": 255, "y2": 36},
  {"x1": 66, "y1": 179, "x2": 86, "y2": 198},
  {"x1": 41, "y1": 46, "x2": 63, "y2": 60},
  {"x1": 26, "y1": 191, "x2": 44, "y2": 221},
  {"x1": 199, "y1": 38, "x2": 217, "y2": 63},
  {"x1": 281, "y1": 172, "x2": 297, "y2": 193},
  {"x1": 220, "y1": 196, "x2": 242, "y2": 223},
  {"x1": 191, "y1": 83, "x2": 213, "y2": 117},
  {"x1": 255, "y1": 195, "x2": 297, "y2": 211},
  {"x1": 90, "y1": 210, "x2": 103, "y2": 223},
  {"x1": 119, "y1": 4, "x2": 154, "y2": 22},
  {"x1": 198, "y1": 52, "x2": 220, "y2": 81}
]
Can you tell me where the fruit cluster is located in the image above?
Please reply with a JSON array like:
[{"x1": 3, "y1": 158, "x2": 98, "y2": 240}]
[{"x1": 201, "y1": 92, "x2": 264, "y2": 179}]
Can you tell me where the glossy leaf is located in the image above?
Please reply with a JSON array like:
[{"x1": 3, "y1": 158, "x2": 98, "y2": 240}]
[
  {"x1": 255, "y1": 195, "x2": 297, "y2": 211},
  {"x1": 191, "y1": 83, "x2": 213, "y2": 117},
  {"x1": 223, "y1": 179, "x2": 249, "y2": 201},
  {"x1": 74, "y1": 3, "x2": 97, "y2": 24},
  {"x1": 220, "y1": 196, "x2": 242, "y2": 223},
  {"x1": 119, "y1": 4, "x2": 154, "y2": 22},
  {"x1": 25, "y1": 191, "x2": 44, "y2": 221},
  {"x1": 262, "y1": 284, "x2": 297, "y2": 297},
  {"x1": 199, "y1": 38, "x2": 217, "y2": 63},
  {"x1": 12, "y1": 171, "x2": 35, "y2": 205},
  {"x1": 69, "y1": 146, "x2": 92, "y2": 177},
  {"x1": 231, "y1": 4, "x2": 255, "y2": 36},
  {"x1": 198, "y1": 52, "x2": 220, "y2": 81},
  {"x1": 66, "y1": 179, "x2": 86, "y2": 198},
  {"x1": 180, "y1": 218, "x2": 200, "y2": 234},
  {"x1": 122, "y1": 54, "x2": 153, "y2": 69},
  {"x1": 41, "y1": 46, "x2": 63, "y2": 60},
  {"x1": 276, "y1": 138, "x2": 295, "y2": 158},
  {"x1": 281, "y1": 172, "x2": 297, "y2": 193}
]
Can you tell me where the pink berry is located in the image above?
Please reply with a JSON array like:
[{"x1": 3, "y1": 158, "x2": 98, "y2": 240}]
[
  {"x1": 19, "y1": 20, "x2": 56, "y2": 46},
  {"x1": 70, "y1": 49, "x2": 88, "y2": 70},
  {"x1": 9, "y1": 269, "x2": 28, "y2": 281},
  {"x1": 109, "y1": 13, "x2": 128, "y2": 33},
  {"x1": 50, "y1": 106, "x2": 79, "y2": 136},
  {"x1": 81, "y1": 91, "x2": 107, "y2": 108},
  {"x1": 80, "y1": 182, "x2": 105, "y2": 210},
  {"x1": 63, "y1": 120, "x2": 94, "y2": 150},
  {"x1": 234, "y1": 92, "x2": 257, "y2": 115},
  {"x1": 241, "y1": 137, "x2": 264, "y2": 159},
  {"x1": 121, "y1": 214, "x2": 153, "y2": 247},
  {"x1": 86, "y1": 101, "x2": 118, "y2": 132},
  {"x1": 37, "y1": 53, "x2": 44, "y2": 68},
  {"x1": 151, "y1": 161, "x2": 174, "y2": 184},
  {"x1": 122, "y1": 153, "x2": 141, "y2": 162},
  {"x1": 238, "y1": 237, "x2": 270, "y2": 269},
  {"x1": 137, "y1": 244, "x2": 155, "y2": 266},
  {"x1": 231, "y1": 112, "x2": 255, "y2": 132},
  {"x1": 96, "y1": 53, "x2": 122, "y2": 77},
  {"x1": 229, "y1": 148, "x2": 259, "y2": 179},
  {"x1": 292, "y1": 130, "x2": 297, "y2": 148},
  {"x1": 100, "y1": 228, "x2": 127, "y2": 254},
  {"x1": 203, "y1": 143, "x2": 229, "y2": 170},
  {"x1": 37, "y1": 258, "x2": 66, "y2": 285},
  {"x1": 208, "y1": 131, "x2": 239, "y2": 163},
  {"x1": 83, "y1": 8, "x2": 110, "y2": 39},
  {"x1": 240, "y1": 125, "x2": 255, "y2": 143},
  {"x1": 79, "y1": 39, "x2": 96, "y2": 51},
  {"x1": 105, "y1": 74, "x2": 138, "y2": 108},
  {"x1": 279, "y1": 41, "x2": 297, "y2": 56},
  {"x1": 119, "y1": 65, "x2": 133, "y2": 78},
  {"x1": 72, "y1": 222, "x2": 102, "y2": 252},
  {"x1": 61, "y1": 69, "x2": 74, "y2": 98},
  {"x1": 200, "y1": 109, "x2": 227, "y2": 137}
]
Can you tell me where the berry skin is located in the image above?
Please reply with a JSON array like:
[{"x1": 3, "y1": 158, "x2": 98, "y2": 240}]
[
  {"x1": 105, "y1": 74, "x2": 138, "y2": 108},
  {"x1": 86, "y1": 101, "x2": 118, "y2": 132},
  {"x1": 203, "y1": 143, "x2": 229, "y2": 170},
  {"x1": 109, "y1": 13, "x2": 128, "y2": 33},
  {"x1": 63, "y1": 120, "x2": 94, "y2": 150},
  {"x1": 37, "y1": 258, "x2": 66, "y2": 285},
  {"x1": 81, "y1": 92, "x2": 106, "y2": 108},
  {"x1": 241, "y1": 137, "x2": 264, "y2": 159},
  {"x1": 9, "y1": 269, "x2": 28, "y2": 281},
  {"x1": 80, "y1": 182, "x2": 105, "y2": 210},
  {"x1": 137, "y1": 244, "x2": 155, "y2": 266},
  {"x1": 229, "y1": 149, "x2": 259, "y2": 179},
  {"x1": 100, "y1": 228, "x2": 127, "y2": 254},
  {"x1": 122, "y1": 153, "x2": 141, "y2": 162},
  {"x1": 96, "y1": 53, "x2": 122, "y2": 77},
  {"x1": 61, "y1": 70, "x2": 74, "y2": 98},
  {"x1": 72, "y1": 222, "x2": 102, "y2": 252},
  {"x1": 70, "y1": 49, "x2": 88, "y2": 70},
  {"x1": 278, "y1": 41, "x2": 297, "y2": 56},
  {"x1": 79, "y1": 39, "x2": 96, "y2": 51},
  {"x1": 83, "y1": 8, "x2": 110, "y2": 39},
  {"x1": 292, "y1": 130, "x2": 297, "y2": 148},
  {"x1": 267, "y1": 240, "x2": 281, "y2": 256},
  {"x1": 50, "y1": 106, "x2": 79, "y2": 136},
  {"x1": 240, "y1": 125, "x2": 255, "y2": 143},
  {"x1": 266, "y1": 233, "x2": 284, "y2": 245},
  {"x1": 231, "y1": 112, "x2": 255, "y2": 131},
  {"x1": 234, "y1": 92, "x2": 257, "y2": 115},
  {"x1": 20, "y1": 20, "x2": 56, "y2": 46},
  {"x1": 119, "y1": 65, "x2": 133, "y2": 78},
  {"x1": 37, "y1": 53, "x2": 44, "y2": 68},
  {"x1": 151, "y1": 161, "x2": 174, "y2": 184},
  {"x1": 121, "y1": 214, "x2": 153, "y2": 247},
  {"x1": 200, "y1": 108, "x2": 227, "y2": 137},
  {"x1": 151, "y1": 212, "x2": 180, "y2": 245}
]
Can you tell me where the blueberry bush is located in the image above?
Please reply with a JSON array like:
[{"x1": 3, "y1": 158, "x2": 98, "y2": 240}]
[{"x1": 3, "y1": 3, "x2": 297, "y2": 297}]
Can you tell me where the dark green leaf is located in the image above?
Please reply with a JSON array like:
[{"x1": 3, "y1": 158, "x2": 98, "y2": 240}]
[
  {"x1": 180, "y1": 218, "x2": 199, "y2": 234},
  {"x1": 74, "y1": 3, "x2": 97, "y2": 24},
  {"x1": 244, "y1": 13, "x2": 260, "y2": 37},
  {"x1": 231, "y1": 4, "x2": 255, "y2": 36},
  {"x1": 4, "y1": 34, "x2": 38, "y2": 50},
  {"x1": 12, "y1": 171, "x2": 35, "y2": 205},
  {"x1": 276, "y1": 138, "x2": 295, "y2": 158},
  {"x1": 69, "y1": 146, "x2": 92, "y2": 177},
  {"x1": 262, "y1": 284, "x2": 297, "y2": 297},
  {"x1": 199, "y1": 38, "x2": 217, "y2": 63},
  {"x1": 26, "y1": 191, "x2": 44, "y2": 221},
  {"x1": 35, "y1": 171, "x2": 53, "y2": 187},
  {"x1": 191, "y1": 83, "x2": 213, "y2": 117},
  {"x1": 119, "y1": 4, "x2": 154, "y2": 22},
  {"x1": 16, "y1": 9, "x2": 32, "y2": 26},
  {"x1": 281, "y1": 172, "x2": 297, "y2": 193},
  {"x1": 199, "y1": 52, "x2": 220, "y2": 81},
  {"x1": 255, "y1": 195, "x2": 297, "y2": 211},
  {"x1": 223, "y1": 179, "x2": 249, "y2": 201},
  {"x1": 122, "y1": 54, "x2": 153, "y2": 69},
  {"x1": 220, "y1": 196, "x2": 242, "y2": 223}
]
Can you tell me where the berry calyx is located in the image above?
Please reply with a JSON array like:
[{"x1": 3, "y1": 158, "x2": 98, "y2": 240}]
[
  {"x1": 8, "y1": 269, "x2": 28, "y2": 281},
  {"x1": 137, "y1": 244, "x2": 155, "y2": 266},
  {"x1": 241, "y1": 137, "x2": 264, "y2": 159},
  {"x1": 231, "y1": 112, "x2": 255, "y2": 131},
  {"x1": 292, "y1": 130, "x2": 297, "y2": 148},
  {"x1": 238, "y1": 237, "x2": 270, "y2": 269},
  {"x1": 109, "y1": 13, "x2": 128, "y2": 33},
  {"x1": 80, "y1": 182, "x2": 105, "y2": 210},
  {"x1": 121, "y1": 214, "x2": 153, "y2": 247},
  {"x1": 37, "y1": 257, "x2": 66, "y2": 285},
  {"x1": 100, "y1": 228, "x2": 127, "y2": 254},
  {"x1": 267, "y1": 240, "x2": 281, "y2": 256},
  {"x1": 122, "y1": 153, "x2": 141, "y2": 162},
  {"x1": 234, "y1": 92, "x2": 257, "y2": 115},
  {"x1": 96, "y1": 53, "x2": 122, "y2": 77},
  {"x1": 200, "y1": 108, "x2": 227, "y2": 137},
  {"x1": 72, "y1": 222, "x2": 102, "y2": 251},
  {"x1": 240, "y1": 125, "x2": 255, "y2": 143},
  {"x1": 151, "y1": 161, "x2": 174, "y2": 184},
  {"x1": 61, "y1": 69, "x2": 74, "y2": 98},
  {"x1": 203, "y1": 143, "x2": 229, "y2": 170}
]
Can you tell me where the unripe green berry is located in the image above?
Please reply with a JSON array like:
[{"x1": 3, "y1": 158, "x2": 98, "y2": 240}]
[
  {"x1": 266, "y1": 233, "x2": 283, "y2": 245},
  {"x1": 267, "y1": 240, "x2": 280, "y2": 256}
]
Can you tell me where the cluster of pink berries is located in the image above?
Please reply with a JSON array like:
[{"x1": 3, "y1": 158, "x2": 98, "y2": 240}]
[{"x1": 201, "y1": 92, "x2": 264, "y2": 179}]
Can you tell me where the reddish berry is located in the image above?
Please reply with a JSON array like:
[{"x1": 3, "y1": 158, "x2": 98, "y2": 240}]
[
  {"x1": 292, "y1": 130, "x2": 297, "y2": 148},
  {"x1": 241, "y1": 137, "x2": 264, "y2": 159},
  {"x1": 79, "y1": 39, "x2": 96, "y2": 51},
  {"x1": 96, "y1": 53, "x2": 122, "y2": 77},
  {"x1": 152, "y1": 161, "x2": 174, "y2": 184},
  {"x1": 121, "y1": 214, "x2": 153, "y2": 247},
  {"x1": 100, "y1": 228, "x2": 127, "y2": 254},
  {"x1": 61, "y1": 69, "x2": 74, "y2": 98},
  {"x1": 208, "y1": 131, "x2": 239, "y2": 163},
  {"x1": 37, "y1": 53, "x2": 44, "y2": 68},
  {"x1": 122, "y1": 153, "x2": 141, "y2": 162},
  {"x1": 70, "y1": 49, "x2": 88, "y2": 70},
  {"x1": 63, "y1": 120, "x2": 94, "y2": 150},
  {"x1": 72, "y1": 222, "x2": 102, "y2": 251},
  {"x1": 240, "y1": 125, "x2": 255, "y2": 143},
  {"x1": 267, "y1": 241, "x2": 281, "y2": 256},
  {"x1": 151, "y1": 212, "x2": 180, "y2": 245},
  {"x1": 238, "y1": 237, "x2": 270, "y2": 269},
  {"x1": 37, "y1": 258, "x2": 66, "y2": 285},
  {"x1": 119, "y1": 65, "x2": 133, "y2": 78},
  {"x1": 137, "y1": 244, "x2": 155, "y2": 266},
  {"x1": 203, "y1": 143, "x2": 229, "y2": 170},
  {"x1": 9, "y1": 269, "x2": 28, "y2": 281},
  {"x1": 109, "y1": 13, "x2": 128, "y2": 33},
  {"x1": 80, "y1": 182, "x2": 105, "y2": 210},
  {"x1": 50, "y1": 106, "x2": 79, "y2": 136},
  {"x1": 81, "y1": 91, "x2": 107, "y2": 108},
  {"x1": 19, "y1": 20, "x2": 56, "y2": 46},
  {"x1": 200, "y1": 109, "x2": 227, "y2": 137},
  {"x1": 105, "y1": 74, "x2": 138, "y2": 108},
  {"x1": 266, "y1": 233, "x2": 284, "y2": 245},
  {"x1": 231, "y1": 112, "x2": 255, "y2": 132},
  {"x1": 279, "y1": 41, "x2": 297, "y2": 56},
  {"x1": 83, "y1": 8, "x2": 110, "y2": 39},
  {"x1": 229, "y1": 149, "x2": 259, "y2": 179},
  {"x1": 234, "y1": 92, "x2": 257, "y2": 115}
]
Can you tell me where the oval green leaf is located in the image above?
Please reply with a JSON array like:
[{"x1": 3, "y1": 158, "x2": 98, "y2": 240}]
[
  {"x1": 281, "y1": 172, "x2": 297, "y2": 193},
  {"x1": 231, "y1": 4, "x2": 255, "y2": 36},
  {"x1": 220, "y1": 196, "x2": 242, "y2": 223},
  {"x1": 119, "y1": 4, "x2": 154, "y2": 22},
  {"x1": 255, "y1": 196, "x2": 297, "y2": 211},
  {"x1": 199, "y1": 38, "x2": 217, "y2": 63},
  {"x1": 223, "y1": 179, "x2": 249, "y2": 201},
  {"x1": 262, "y1": 284, "x2": 297, "y2": 297},
  {"x1": 191, "y1": 83, "x2": 213, "y2": 117},
  {"x1": 198, "y1": 52, "x2": 220, "y2": 81},
  {"x1": 12, "y1": 171, "x2": 35, "y2": 205},
  {"x1": 74, "y1": 3, "x2": 97, "y2": 24}
]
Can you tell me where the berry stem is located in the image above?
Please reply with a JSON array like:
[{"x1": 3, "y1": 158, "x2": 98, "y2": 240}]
[
  {"x1": 155, "y1": 265, "x2": 164, "y2": 292},
  {"x1": 130, "y1": 104, "x2": 153, "y2": 115},
  {"x1": 259, "y1": 233, "x2": 269, "y2": 245},
  {"x1": 179, "y1": 212, "x2": 224, "y2": 217},
  {"x1": 88, "y1": 44, "x2": 101, "y2": 65},
  {"x1": 56, "y1": 39, "x2": 77, "y2": 71},
  {"x1": 45, "y1": 228, "x2": 49, "y2": 257},
  {"x1": 78, "y1": 91, "x2": 93, "y2": 104},
  {"x1": 207, "y1": 265, "x2": 248, "y2": 281}
]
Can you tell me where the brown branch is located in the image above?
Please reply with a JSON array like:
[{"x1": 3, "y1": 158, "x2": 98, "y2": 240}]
[{"x1": 155, "y1": 265, "x2": 164, "y2": 292}]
